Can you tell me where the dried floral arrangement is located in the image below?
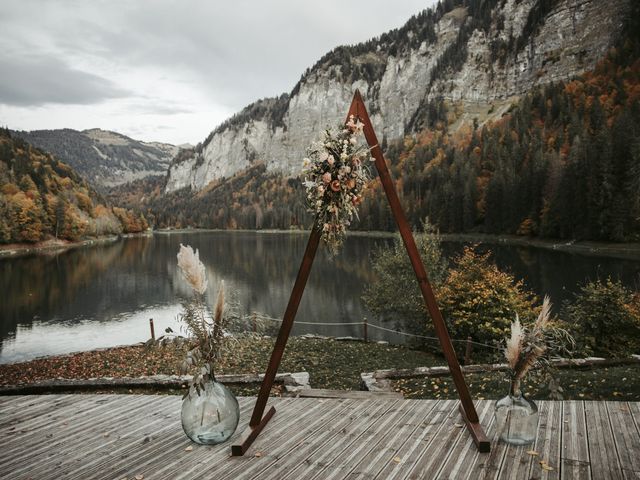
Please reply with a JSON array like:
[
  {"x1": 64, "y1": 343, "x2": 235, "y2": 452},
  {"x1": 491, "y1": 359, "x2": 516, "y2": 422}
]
[
  {"x1": 504, "y1": 295, "x2": 574, "y2": 396},
  {"x1": 302, "y1": 115, "x2": 371, "y2": 254},
  {"x1": 175, "y1": 244, "x2": 232, "y2": 397}
]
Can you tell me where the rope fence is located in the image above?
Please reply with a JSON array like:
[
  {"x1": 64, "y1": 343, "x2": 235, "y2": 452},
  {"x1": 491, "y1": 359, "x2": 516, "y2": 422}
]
[
  {"x1": 240, "y1": 314, "x2": 503, "y2": 365},
  {"x1": 150, "y1": 314, "x2": 502, "y2": 364}
]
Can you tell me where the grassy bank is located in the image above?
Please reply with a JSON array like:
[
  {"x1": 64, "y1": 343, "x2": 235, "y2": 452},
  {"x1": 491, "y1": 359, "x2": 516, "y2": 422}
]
[
  {"x1": 1, "y1": 337, "x2": 638, "y2": 401},
  {"x1": 394, "y1": 364, "x2": 640, "y2": 401}
]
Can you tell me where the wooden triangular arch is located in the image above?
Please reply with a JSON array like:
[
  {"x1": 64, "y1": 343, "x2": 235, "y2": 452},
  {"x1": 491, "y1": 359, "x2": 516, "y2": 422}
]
[{"x1": 231, "y1": 90, "x2": 490, "y2": 456}]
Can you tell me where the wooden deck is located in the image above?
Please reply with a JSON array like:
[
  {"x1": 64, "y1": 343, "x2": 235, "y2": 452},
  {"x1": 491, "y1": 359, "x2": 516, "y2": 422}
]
[{"x1": 1, "y1": 395, "x2": 639, "y2": 479}]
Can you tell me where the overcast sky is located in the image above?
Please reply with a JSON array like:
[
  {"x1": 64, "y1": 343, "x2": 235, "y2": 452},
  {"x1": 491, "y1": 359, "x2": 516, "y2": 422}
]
[{"x1": 0, "y1": 1, "x2": 437, "y2": 145}]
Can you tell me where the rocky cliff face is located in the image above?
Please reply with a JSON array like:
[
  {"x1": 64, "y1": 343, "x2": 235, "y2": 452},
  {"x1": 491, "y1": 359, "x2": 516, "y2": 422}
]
[
  {"x1": 14, "y1": 128, "x2": 180, "y2": 189},
  {"x1": 165, "y1": 0, "x2": 631, "y2": 194}
]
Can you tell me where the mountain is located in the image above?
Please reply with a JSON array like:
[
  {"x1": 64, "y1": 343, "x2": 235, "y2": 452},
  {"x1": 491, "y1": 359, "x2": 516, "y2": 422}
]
[
  {"x1": 12, "y1": 128, "x2": 180, "y2": 189},
  {"x1": 145, "y1": 0, "x2": 640, "y2": 242},
  {"x1": 0, "y1": 129, "x2": 148, "y2": 244},
  {"x1": 164, "y1": 0, "x2": 632, "y2": 194}
]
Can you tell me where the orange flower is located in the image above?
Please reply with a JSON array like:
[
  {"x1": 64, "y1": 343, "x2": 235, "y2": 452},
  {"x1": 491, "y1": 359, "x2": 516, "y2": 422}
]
[
  {"x1": 330, "y1": 179, "x2": 341, "y2": 192},
  {"x1": 347, "y1": 178, "x2": 356, "y2": 190}
]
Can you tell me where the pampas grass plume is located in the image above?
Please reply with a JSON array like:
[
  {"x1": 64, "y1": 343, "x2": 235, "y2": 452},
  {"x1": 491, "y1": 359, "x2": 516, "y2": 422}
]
[
  {"x1": 505, "y1": 313, "x2": 524, "y2": 370},
  {"x1": 214, "y1": 281, "x2": 225, "y2": 325},
  {"x1": 177, "y1": 244, "x2": 208, "y2": 295}
]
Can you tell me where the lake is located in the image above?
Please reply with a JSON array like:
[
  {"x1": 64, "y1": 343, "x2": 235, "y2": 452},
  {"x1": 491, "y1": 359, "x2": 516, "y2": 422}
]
[{"x1": 1, "y1": 231, "x2": 639, "y2": 364}]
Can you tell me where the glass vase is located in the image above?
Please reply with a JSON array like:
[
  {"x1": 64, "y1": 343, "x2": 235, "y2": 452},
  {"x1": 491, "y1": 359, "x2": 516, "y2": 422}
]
[
  {"x1": 181, "y1": 378, "x2": 240, "y2": 445},
  {"x1": 494, "y1": 379, "x2": 538, "y2": 445}
]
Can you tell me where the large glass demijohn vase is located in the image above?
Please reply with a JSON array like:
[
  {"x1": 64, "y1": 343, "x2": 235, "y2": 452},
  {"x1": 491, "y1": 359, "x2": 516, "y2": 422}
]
[
  {"x1": 181, "y1": 377, "x2": 240, "y2": 445},
  {"x1": 494, "y1": 378, "x2": 539, "y2": 445}
]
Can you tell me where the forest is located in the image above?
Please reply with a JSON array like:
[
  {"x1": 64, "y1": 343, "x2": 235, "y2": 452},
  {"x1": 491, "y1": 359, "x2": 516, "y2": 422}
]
[
  {"x1": 0, "y1": 129, "x2": 148, "y2": 244},
  {"x1": 144, "y1": 36, "x2": 640, "y2": 242}
]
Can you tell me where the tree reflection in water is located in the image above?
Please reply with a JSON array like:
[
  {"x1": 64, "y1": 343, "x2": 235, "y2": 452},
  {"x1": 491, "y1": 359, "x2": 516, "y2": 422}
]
[{"x1": 1, "y1": 231, "x2": 638, "y2": 363}]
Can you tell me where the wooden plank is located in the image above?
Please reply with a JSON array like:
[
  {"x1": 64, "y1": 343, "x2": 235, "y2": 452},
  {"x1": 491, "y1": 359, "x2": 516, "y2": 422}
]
[
  {"x1": 1, "y1": 396, "x2": 638, "y2": 479},
  {"x1": 112, "y1": 397, "x2": 265, "y2": 480},
  {"x1": 584, "y1": 401, "x2": 623, "y2": 479},
  {"x1": 372, "y1": 357, "x2": 640, "y2": 380},
  {"x1": 310, "y1": 399, "x2": 426, "y2": 479},
  {"x1": 629, "y1": 401, "x2": 640, "y2": 436},
  {"x1": 371, "y1": 400, "x2": 455, "y2": 480},
  {"x1": 255, "y1": 398, "x2": 390, "y2": 480},
  {"x1": 0, "y1": 394, "x2": 95, "y2": 430},
  {"x1": 0, "y1": 371, "x2": 309, "y2": 395},
  {"x1": 560, "y1": 400, "x2": 591, "y2": 479},
  {"x1": 0, "y1": 395, "x2": 162, "y2": 471},
  {"x1": 286, "y1": 398, "x2": 407, "y2": 480},
  {"x1": 434, "y1": 400, "x2": 495, "y2": 479},
  {"x1": 474, "y1": 400, "x2": 509, "y2": 480},
  {"x1": 342, "y1": 397, "x2": 438, "y2": 478},
  {"x1": 605, "y1": 401, "x2": 640, "y2": 479},
  {"x1": 45, "y1": 395, "x2": 203, "y2": 480},
  {"x1": 526, "y1": 400, "x2": 562, "y2": 480},
  {"x1": 4, "y1": 395, "x2": 173, "y2": 479},
  {"x1": 401, "y1": 401, "x2": 477, "y2": 479},
  {"x1": 88, "y1": 397, "x2": 301, "y2": 480},
  {"x1": 278, "y1": 399, "x2": 403, "y2": 480},
  {"x1": 106, "y1": 397, "x2": 259, "y2": 480},
  {"x1": 0, "y1": 394, "x2": 153, "y2": 449},
  {"x1": 214, "y1": 398, "x2": 358, "y2": 480},
  {"x1": 296, "y1": 388, "x2": 403, "y2": 400},
  {"x1": 0, "y1": 393, "x2": 70, "y2": 417}
]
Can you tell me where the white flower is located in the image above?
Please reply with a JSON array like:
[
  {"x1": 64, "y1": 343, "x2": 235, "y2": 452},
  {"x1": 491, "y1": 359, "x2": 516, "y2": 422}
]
[
  {"x1": 327, "y1": 155, "x2": 335, "y2": 166},
  {"x1": 177, "y1": 244, "x2": 208, "y2": 295}
]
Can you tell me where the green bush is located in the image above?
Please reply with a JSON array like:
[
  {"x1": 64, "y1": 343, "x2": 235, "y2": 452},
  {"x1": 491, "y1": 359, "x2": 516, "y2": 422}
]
[
  {"x1": 364, "y1": 223, "x2": 538, "y2": 357},
  {"x1": 362, "y1": 219, "x2": 447, "y2": 338},
  {"x1": 563, "y1": 278, "x2": 640, "y2": 358},
  {"x1": 438, "y1": 246, "x2": 536, "y2": 350}
]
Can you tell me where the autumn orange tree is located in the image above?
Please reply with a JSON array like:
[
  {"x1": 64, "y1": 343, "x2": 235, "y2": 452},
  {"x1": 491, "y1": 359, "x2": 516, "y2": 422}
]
[
  {"x1": 0, "y1": 128, "x2": 149, "y2": 244},
  {"x1": 438, "y1": 246, "x2": 536, "y2": 348}
]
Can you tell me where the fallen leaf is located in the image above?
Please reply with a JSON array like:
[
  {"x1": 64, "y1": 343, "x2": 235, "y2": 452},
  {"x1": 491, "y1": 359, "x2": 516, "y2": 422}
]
[
  {"x1": 542, "y1": 464, "x2": 554, "y2": 471},
  {"x1": 135, "y1": 475, "x2": 144, "y2": 480},
  {"x1": 255, "y1": 451, "x2": 263, "y2": 457},
  {"x1": 393, "y1": 456, "x2": 401, "y2": 464},
  {"x1": 103, "y1": 432, "x2": 110, "y2": 437},
  {"x1": 453, "y1": 423, "x2": 463, "y2": 428},
  {"x1": 526, "y1": 450, "x2": 539, "y2": 456},
  {"x1": 184, "y1": 446, "x2": 193, "y2": 452}
]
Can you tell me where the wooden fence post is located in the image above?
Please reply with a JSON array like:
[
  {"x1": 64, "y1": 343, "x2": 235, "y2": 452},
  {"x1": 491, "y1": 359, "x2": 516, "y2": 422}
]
[
  {"x1": 464, "y1": 336, "x2": 473, "y2": 365},
  {"x1": 149, "y1": 319, "x2": 155, "y2": 341}
]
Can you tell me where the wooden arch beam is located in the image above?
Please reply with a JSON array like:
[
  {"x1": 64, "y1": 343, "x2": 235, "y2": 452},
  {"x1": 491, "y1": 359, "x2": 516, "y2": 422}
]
[{"x1": 231, "y1": 90, "x2": 490, "y2": 456}]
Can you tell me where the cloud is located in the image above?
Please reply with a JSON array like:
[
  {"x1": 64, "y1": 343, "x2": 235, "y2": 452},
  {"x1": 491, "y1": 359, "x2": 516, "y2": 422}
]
[
  {"x1": 0, "y1": 53, "x2": 129, "y2": 107},
  {"x1": 125, "y1": 101, "x2": 195, "y2": 116},
  {"x1": 0, "y1": 0, "x2": 436, "y2": 144}
]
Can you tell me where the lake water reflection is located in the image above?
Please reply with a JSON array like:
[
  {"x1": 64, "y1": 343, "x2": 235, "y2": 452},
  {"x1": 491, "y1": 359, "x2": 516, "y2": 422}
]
[{"x1": 1, "y1": 231, "x2": 639, "y2": 364}]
